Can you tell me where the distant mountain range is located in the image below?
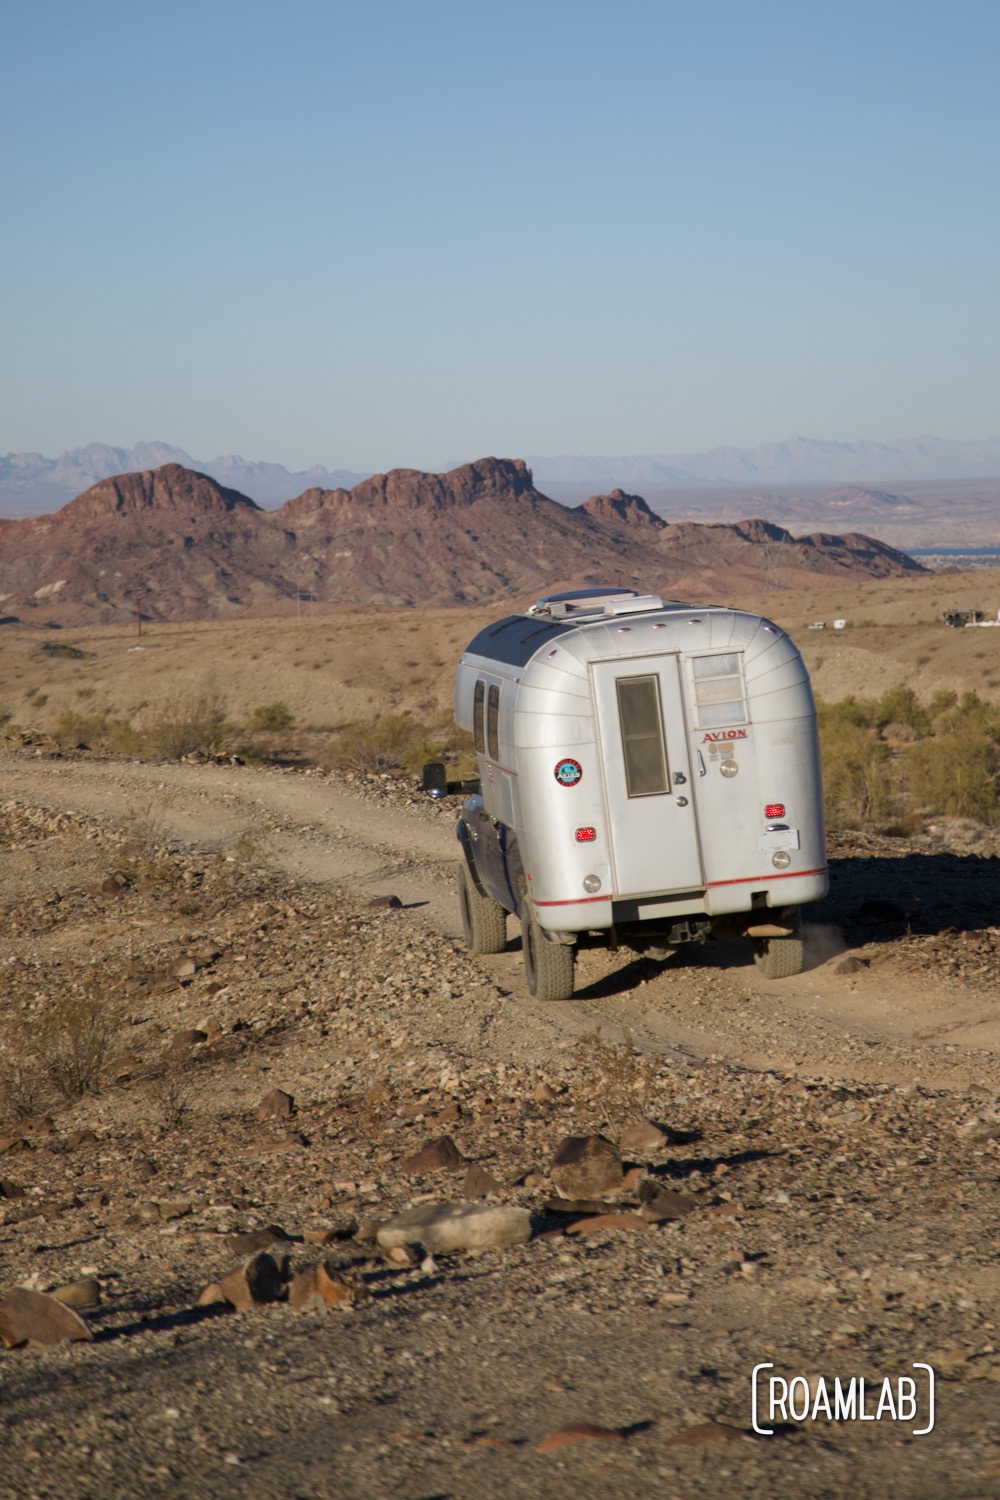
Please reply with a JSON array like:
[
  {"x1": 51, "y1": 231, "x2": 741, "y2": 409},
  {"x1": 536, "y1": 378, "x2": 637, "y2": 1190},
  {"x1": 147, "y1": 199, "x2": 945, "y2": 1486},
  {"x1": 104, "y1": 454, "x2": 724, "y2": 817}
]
[
  {"x1": 525, "y1": 435, "x2": 1000, "y2": 489},
  {"x1": 2, "y1": 434, "x2": 999, "y2": 516},
  {"x1": 0, "y1": 443, "x2": 368, "y2": 515},
  {"x1": 0, "y1": 460, "x2": 923, "y2": 626}
]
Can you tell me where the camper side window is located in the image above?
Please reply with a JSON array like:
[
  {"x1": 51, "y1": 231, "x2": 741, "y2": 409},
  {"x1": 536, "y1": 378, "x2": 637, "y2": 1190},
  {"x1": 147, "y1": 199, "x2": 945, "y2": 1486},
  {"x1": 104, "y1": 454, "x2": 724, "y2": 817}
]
[
  {"x1": 616, "y1": 675, "x2": 669, "y2": 797},
  {"x1": 473, "y1": 679, "x2": 486, "y2": 754},
  {"x1": 690, "y1": 653, "x2": 747, "y2": 728},
  {"x1": 486, "y1": 684, "x2": 500, "y2": 761}
]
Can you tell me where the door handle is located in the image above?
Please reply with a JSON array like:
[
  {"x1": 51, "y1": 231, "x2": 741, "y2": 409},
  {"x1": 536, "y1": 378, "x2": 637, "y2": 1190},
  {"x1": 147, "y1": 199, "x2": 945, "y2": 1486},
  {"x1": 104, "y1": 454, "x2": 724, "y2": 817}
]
[
  {"x1": 676, "y1": 796, "x2": 688, "y2": 807},
  {"x1": 673, "y1": 772, "x2": 687, "y2": 785}
]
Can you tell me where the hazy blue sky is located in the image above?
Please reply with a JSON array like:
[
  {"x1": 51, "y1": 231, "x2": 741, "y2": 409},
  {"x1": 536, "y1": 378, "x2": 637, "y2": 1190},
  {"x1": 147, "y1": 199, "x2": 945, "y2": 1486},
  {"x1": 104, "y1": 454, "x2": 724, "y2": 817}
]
[{"x1": 3, "y1": 0, "x2": 998, "y2": 470}]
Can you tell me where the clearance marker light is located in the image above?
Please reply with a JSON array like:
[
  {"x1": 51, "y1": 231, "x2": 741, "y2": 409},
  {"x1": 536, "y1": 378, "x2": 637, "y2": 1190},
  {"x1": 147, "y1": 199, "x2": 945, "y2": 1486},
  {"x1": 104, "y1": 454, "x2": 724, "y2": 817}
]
[
  {"x1": 764, "y1": 803, "x2": 786, "y2": 819},
  {"x1": 575, "y1": 827, "x2": 597, "y2": 843}
]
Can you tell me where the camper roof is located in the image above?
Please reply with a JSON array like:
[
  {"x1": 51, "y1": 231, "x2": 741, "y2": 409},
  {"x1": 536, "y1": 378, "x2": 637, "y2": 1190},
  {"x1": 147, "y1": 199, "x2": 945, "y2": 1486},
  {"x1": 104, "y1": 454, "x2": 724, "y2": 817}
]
[{"x1": 526, "y1": 588, "x2": 665, "y2": 619}]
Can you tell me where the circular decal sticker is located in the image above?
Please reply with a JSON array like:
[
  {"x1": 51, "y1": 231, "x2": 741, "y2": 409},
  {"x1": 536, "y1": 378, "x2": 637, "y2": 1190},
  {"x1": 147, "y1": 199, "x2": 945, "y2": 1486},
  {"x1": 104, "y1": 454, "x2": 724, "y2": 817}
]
[{"x1": 554, "y1": 758, "x2": 583, "y2": 787}]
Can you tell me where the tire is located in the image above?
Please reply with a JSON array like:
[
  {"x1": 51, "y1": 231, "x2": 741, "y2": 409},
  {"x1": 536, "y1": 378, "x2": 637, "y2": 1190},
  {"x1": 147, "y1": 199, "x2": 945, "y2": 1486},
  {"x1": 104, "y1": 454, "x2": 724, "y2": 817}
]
[
  {"x1": 751, "y1": 913, "x2": 805, "y2": 978},
  {"x1": 521, "y1": 901, "x2": 575, "y2": 1002},
  {"x1": 457, "y1": 860, "x2": 507, "y2": 954}
]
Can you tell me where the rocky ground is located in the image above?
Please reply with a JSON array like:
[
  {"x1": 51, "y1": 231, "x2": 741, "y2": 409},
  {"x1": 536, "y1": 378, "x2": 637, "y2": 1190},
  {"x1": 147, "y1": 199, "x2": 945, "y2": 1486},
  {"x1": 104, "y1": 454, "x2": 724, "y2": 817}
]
[{"x1": 0, "y1": 749, "x2": 998, "y2": 1498}]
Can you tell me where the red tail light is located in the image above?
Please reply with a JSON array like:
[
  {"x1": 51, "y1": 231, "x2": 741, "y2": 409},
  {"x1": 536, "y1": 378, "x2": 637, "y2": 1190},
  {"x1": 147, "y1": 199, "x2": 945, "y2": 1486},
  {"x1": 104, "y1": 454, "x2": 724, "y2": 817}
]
[
  {"x1": 575, "y1": 827, "x2": 597, "y2": 843},
  {"x1": 764, "y1": 803, "x2": 786, "y2": 819}
]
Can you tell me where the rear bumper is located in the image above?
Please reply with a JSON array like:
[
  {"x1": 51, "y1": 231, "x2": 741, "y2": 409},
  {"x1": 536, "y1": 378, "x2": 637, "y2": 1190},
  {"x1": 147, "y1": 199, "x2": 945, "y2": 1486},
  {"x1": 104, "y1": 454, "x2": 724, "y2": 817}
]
[{"x1": 531, "y1": 866, "x2": 828, "y2": 935}]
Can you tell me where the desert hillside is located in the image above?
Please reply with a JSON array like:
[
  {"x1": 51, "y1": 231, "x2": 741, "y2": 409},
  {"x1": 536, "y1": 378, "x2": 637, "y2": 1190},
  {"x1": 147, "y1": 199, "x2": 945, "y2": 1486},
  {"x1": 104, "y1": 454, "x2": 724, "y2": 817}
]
[
  {"x1": 2, "y1": 566, "x2": 1000, "y2": 749},
  {"x1": 0, "y1": 460, "x2": 922, "y2": 627}
]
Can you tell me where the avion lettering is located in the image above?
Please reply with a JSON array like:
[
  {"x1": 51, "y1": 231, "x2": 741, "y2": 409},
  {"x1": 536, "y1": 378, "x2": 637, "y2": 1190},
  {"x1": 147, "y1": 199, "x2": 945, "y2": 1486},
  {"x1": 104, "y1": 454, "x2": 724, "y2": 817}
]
[{"x1": 703, "y1": 729, "x2": 748, "y2": 743}]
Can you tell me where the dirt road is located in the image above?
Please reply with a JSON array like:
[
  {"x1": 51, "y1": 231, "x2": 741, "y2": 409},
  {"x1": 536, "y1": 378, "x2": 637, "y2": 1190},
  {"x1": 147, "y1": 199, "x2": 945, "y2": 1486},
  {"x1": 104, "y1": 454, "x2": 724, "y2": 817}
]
[{"x1": 5, "y1": 750, "x2": 1000, "y2": 1093}]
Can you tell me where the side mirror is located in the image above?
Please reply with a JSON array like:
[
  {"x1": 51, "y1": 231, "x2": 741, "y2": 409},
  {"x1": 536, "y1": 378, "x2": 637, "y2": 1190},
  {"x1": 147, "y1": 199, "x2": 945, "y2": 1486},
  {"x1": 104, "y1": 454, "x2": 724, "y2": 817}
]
[{"x1": 422, "y1": 762, "x2": 449, "y2": 799}]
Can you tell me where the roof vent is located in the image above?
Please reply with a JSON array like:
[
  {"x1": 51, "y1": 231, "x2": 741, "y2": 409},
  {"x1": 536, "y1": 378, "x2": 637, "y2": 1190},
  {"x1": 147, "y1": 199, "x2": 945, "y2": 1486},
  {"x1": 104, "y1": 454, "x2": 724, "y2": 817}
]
[{"x1": 527, "y1": 587, "x2": 664, "y2": 620}]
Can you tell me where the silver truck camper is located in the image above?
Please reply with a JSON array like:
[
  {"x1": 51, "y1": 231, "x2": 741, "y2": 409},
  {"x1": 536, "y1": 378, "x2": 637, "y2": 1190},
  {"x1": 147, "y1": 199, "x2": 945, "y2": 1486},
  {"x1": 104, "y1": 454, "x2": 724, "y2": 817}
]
[{"x1": 439, "y1": 587, "x2": 827, "y2": 1001}]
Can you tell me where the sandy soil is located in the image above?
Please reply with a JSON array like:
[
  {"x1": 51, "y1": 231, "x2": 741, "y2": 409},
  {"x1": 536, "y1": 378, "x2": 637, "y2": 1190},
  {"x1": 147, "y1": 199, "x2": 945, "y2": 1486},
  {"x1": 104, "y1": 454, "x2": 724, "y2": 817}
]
[{"x1": 1, "y1": 747, "x2": 998, "y2": 1498}]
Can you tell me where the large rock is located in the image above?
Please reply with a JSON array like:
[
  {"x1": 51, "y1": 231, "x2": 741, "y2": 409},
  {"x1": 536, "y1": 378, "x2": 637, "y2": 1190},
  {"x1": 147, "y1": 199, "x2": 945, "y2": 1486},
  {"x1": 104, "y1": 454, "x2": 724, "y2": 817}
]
[
  {"x1": 0, "y1": 1288, "x2": 93, "y2": 1347},
  {"x1": 376, "y1": 1202, "x2": 532, "y2": 1254},
  {"x1": 399, "y1": 1135, "x2": 465, "y2": 1174},
  {"x1": 550, "y1": 1135, "x2": 623, "y2": 1198},
  {"x1": 218, "y1": 1252, "x2": 284, "y2": 1309}
]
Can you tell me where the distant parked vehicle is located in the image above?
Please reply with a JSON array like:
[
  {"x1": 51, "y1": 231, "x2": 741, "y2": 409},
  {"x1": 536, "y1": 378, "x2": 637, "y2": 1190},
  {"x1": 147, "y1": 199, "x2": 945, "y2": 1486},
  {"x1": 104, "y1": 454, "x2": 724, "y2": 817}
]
[{"x1": 425, "y1": 587, "x2": 828, "y2": 1001}]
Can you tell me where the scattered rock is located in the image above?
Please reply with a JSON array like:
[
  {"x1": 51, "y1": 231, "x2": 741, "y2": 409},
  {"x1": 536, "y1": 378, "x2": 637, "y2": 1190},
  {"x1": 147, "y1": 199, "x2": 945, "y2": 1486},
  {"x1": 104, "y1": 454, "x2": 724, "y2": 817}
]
[
  {"x1": 564, "y1": 1212, "x2": 650, "y2": 1236},
  {"x1": 226, "y1": 1225, "x2": 293, "y2": 1256},
  {"x1": 0, "y1": 1288, "x2": 93, "y2": 1347},
  {"x1": 835, "y1": 955, "x2": 869, "y2": 975},
  {"x1": 376, "y1": 1202, "x2": 532, "y2": 1254},
  {"x1": 537, "y1": 1423, "x2": 626, "y2": 1453},
  {"x1": 288, "y1": 1262, "x2": 357, "y2": 1310},
  {"x1": 619, "y1": 1119, "x2": 667, "y2": 1154},
  {"x1": 550, "y1": 1135, "x2": 623, "y2": 1198},
  {"x1": 168, "y1": 1029, "x2": 208, "y2": 1052},
  {"x1": 367, "y1": 894, "x2": 403, "y2": 910},
  {"x1": 0, "y1": 1179, "x2": 25, "y2": 1200},
  {"x1": 256, "y1": 1088, "x2": 294, "y2": 1121},
  {"x1": 399, "y1": 1135, "x2": 466, "y2": 1174},
  {"x1": 302, "y1": 1227, "x2": 338, "y2": 1246},
  {"x1": 638, "y1": 1182, "x2": 697, "y2": 1220},
  {"x1": 65, "y1": 1130, "x2": 97, "y2": 1150},
  {"x1": 463, "y1": 1162, "x2": 503, "y2": 1197},
  {"x1": 665, "y1": 1421, "x2": 749, "y2": 1446},
  {"x1": 157, "y1": 1200, "x2": 193, "y2": 1221},
  {"x1": 172, "y1": 957, "x2": 198, "y2": 980},
  {"x1": 0, "y1": 1137, "x2": 30, "y2": 1156},
  {"x1": 542, "y1": 1197, "x2": 621, "y2": 1216},
  {"x1": 197, "y1": 1281, "x2": 226, "y2": 1307},
  {"x1": 218, "y1": 1252, "x2": 284, "y2": 1310},
  {"x1": 52, "y1": 1278, "x2": 102, "y2": 1311}
]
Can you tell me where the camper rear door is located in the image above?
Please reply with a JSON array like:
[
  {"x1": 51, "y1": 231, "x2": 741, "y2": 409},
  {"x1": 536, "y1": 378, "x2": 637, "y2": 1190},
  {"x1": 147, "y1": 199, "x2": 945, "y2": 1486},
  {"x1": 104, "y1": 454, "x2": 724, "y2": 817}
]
[{"x1": 590, "y1": 656, "x2": 702, "y2": 898}]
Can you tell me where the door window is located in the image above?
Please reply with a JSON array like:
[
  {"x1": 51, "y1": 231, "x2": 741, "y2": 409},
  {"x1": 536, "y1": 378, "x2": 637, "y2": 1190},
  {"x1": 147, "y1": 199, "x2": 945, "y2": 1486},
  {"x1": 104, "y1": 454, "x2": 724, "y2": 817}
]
[
  {"x1": 616, "y1": 675, "x2": 669, "y2": 796},
  {"x1": 473, "y1": 679, "x2": 486, "y2": 753}
]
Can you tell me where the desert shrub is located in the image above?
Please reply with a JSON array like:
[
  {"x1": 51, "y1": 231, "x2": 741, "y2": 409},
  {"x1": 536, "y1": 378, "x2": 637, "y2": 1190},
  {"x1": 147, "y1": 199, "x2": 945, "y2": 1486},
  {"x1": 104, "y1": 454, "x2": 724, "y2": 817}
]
[
  {"x1": 0, "y1": 1053, "x2": 42, "y2": 1123},
  {"x1": 142, "y1": 689, "x2": 228, "y2": 759},
  {"x1": 818, "y1": 688, "x2": 1000, "y2": 828},
  {"x1": 31, "y1": 980, "x2": 130, "y2": 1101},
  {"x1": 573, "y1": 1028, "x2": 659, "y2": 1126},
  {"x1": 927, "y1": 688, "x2": 958, "y2": 719},
  {"x1": 332, "y1": 713, "x2": 442, "y2": 773},
  {"x1": 53, "y1": 709, "x2": 143, "y2": 755},
  {"x1": 904, "y1": 732, "x2": 1000, "y2": 822},
  {"x1": 874, "y1": 685, "x2": 930, "y2": 736},
  {"x1": 248, "y1": 701, "x2": 295, "y2": 731},
  {"x1": 816, "y1": 701, "x2": 899, "y2": 828}
]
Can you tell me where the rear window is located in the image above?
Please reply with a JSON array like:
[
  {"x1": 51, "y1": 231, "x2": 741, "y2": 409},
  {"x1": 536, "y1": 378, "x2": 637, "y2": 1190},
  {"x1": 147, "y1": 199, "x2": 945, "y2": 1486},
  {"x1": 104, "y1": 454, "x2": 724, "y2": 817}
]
[
  {"x1": 473, "y1": 679, "x2": 486, "y2": 753},
  {"x1": 690, "y1": 653, "x2": 747, "y2": 728},
  {"x1": 616, "y1": 675, "x2": 669, "y2": 796}
]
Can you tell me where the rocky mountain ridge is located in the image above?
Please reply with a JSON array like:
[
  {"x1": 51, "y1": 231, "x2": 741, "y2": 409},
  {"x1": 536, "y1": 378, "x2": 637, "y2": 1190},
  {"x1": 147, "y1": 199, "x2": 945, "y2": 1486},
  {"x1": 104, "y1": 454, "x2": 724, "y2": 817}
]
[
  {"x1": 5, "y1": 433, "x2": 1000, "y2": 517},
  {"x1": 0, "y1": 459, "x2": 924, "y2": 626}
]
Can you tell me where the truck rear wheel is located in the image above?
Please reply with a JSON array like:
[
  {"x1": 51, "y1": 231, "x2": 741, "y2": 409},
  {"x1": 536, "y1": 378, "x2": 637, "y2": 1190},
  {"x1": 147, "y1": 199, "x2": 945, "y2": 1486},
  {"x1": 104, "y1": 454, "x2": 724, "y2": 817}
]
[
  {"x1": 751, "y1": 913, "x2": 805, "y2": 978},
  {"x1": 457, "y1": 860, "x2": 507, "y2": 954},
  {"x1": 522, "y1": 903, "x2": 575, "y2": 1002}
]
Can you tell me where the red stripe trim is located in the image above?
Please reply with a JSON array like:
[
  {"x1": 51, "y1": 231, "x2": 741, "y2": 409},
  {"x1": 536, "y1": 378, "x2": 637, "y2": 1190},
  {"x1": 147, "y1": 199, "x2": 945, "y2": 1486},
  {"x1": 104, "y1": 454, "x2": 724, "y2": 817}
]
[
  {"x1": 483, "y1": 760, "x2": 518, "y2": 776},
  {"x1": 535, "y1": 866, "x2": 827, "y2": 905},
  {"x1": 534, "y1": 894, "x2": 610, "y2": 907},
  {"x1": 706, "y1": 866, "x2": 828, "y2": 888}
]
